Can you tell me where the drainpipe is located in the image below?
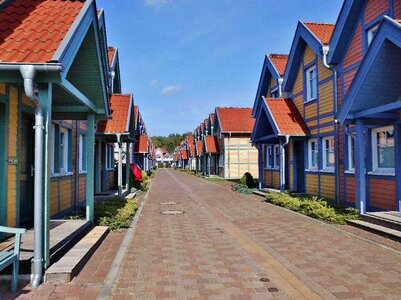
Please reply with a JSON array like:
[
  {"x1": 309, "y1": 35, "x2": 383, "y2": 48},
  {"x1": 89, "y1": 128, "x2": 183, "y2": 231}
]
[
  {"x1": 117, "y1": 134, "x2": 122, "y2": 197},
  {"x1": 110, "y1": 71, "x2": 115, "y2": 93},
  {"x1": 322, "y1": 45, "x2": 340, "y2": 203},
  {"x1": 17, "y1": 64, "x2": 58, "y2": 288},
  {"x1": 278, "y1": 77, "x2": 284, "y2": 97},
  {"x1": 208, "y1": 153, "x2": 211, "y2": 176},
  {"x1": 75, "y1": 121, "x2": 80, "y2": 210},
  {"x1": 280, "y1": 135, "x2": 290, "y2": 192}
]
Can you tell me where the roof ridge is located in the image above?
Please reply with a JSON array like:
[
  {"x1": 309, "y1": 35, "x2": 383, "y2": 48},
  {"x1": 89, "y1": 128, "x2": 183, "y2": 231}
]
[
  {"x1": 269, "y1": 53, "x2": 288, "y2": 58},
  {"x1": 303, "y1": 21, "x2": 335, "y2": 26}
]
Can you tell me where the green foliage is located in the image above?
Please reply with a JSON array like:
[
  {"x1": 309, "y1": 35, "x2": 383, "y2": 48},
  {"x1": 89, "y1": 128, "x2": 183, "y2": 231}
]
[
  {"x1": 240, "y1": 172, "x2": 254, "y2": 188},
  {"x1": 165, "y1": 162, "x2": 171, "y2": 168},
  {"x1": 205, "y1": 177, "x2": 226, "y2": 181},
  {"x1": 151, "y1": 132, "x2": 193, "y2": 153},
  {"x1": 185, "y1": 165, "x2": 189, "y2": 171},
  {"x1": 232, "y1": 184, "x2": 256, "y2": 195},
  {"x1": 265, "y1": 192, "x2": 359, "y2": 224},
  {"x1": 141, "y1": 170, "x2": 148, "y2": 181},
  {"x1": 141, "y1": 181, "x2": 149, "y2": 192},
  {"x1": 94, "y1": 197, "x2": 139, "y2": 230},
  {"x1": 149, "y1": 170, "x2": 156, "y2": 179},
  {"x1": 158, "y1": 163, "x2": 165, "y2": 168}
]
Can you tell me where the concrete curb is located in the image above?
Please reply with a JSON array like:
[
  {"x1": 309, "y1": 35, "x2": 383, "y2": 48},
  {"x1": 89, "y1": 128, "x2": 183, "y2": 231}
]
[{"x1": 97, "y1": 180, "x2": 153, "y2": 300}]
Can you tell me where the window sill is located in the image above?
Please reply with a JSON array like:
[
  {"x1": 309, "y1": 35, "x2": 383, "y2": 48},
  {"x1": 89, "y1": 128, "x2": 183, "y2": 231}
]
[
  {"x1": 344, "y1": 170, "x2": 355, "y2": 174},
  {"x1": 319, "y1": 169, "x2": 335, "y2": 173},
  {"x1": 264, "y1": 167, "x2": 279, "y2": 171},
  {"x1": 304, "y1": 98, "x2": 317, "y2": 104},
  {"x1": 367, "y1": 171, "x2": 395, "y2": 177},
  {"x1": 305, "y1": 168, "x2": 318, "y2": 172},
  {"x1": 79, "y1": 171, "x2": 87, "y2": 175},
  {"x1": 51, "y1": 172, "x2": 73, "y2": 178}
]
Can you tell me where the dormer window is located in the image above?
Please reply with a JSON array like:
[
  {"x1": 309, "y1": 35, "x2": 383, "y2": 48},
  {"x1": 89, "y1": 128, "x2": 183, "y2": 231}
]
[
  {"x1": 305, "y1": 65, "x2": 317, "y2": 102},
  {"x1": 271, "y1": 88, "x2": 279, "y2": 98},
  {"x1": 367, "y1": 24, "x2": 379, "y2": 46}
]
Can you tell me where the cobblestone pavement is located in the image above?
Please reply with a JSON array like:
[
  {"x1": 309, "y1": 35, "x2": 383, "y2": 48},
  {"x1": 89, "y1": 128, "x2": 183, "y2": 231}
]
[
  {"x1": 110, "y1": 169, "x2": 401, "y2": 300},
  {"x1": 0, "y1": 229, "x2": 125, "y2": 300}
]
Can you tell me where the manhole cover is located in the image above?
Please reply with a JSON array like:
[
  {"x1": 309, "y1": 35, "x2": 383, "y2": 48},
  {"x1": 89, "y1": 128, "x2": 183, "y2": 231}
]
[
  {"x1": 268, "y1": 288, "x2": 279, "y2": 293},
  {"x1": 260, "y1": 278, "x2": 270, "y2": 282},
  {"x1": 160, "y1": 202, "x2": 179, "y2": 205},
  {"x1": 161, "y1": 210, "x2": 185, "y2": 215}
]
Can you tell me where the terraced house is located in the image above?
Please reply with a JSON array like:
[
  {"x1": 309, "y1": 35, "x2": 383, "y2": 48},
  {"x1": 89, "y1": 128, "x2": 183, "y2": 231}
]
[
  {"x1": 252, "y1": 0, "x2": 401, "y2": 215},
  {"x1": 215, "y1": 107, "x2": 258, "y2": 179}
]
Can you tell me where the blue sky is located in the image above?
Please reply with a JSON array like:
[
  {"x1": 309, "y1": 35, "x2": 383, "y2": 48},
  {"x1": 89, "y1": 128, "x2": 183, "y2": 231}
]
[{"x1": 97, "y1": 0, "x2": 343, "y2": 136}]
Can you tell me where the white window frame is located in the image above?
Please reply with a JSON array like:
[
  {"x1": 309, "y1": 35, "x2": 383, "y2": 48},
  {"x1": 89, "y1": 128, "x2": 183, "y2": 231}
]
[
  {"x1": 367, "y1": 24, "x2": 379, "y2": 46},
  {"x1": 270, "y1": 87, "x2": 279, "y2": 98},
  {"x1": 371, "y1": 126, "x2": 395, "y2": 174},
  {"x1": 308, "y1": 139, "x2": 318, "y2": 170},
  {"x1": 348, "y1": 135, "x2": 355, "y2": 172},
  {"x1": 322, "y1": 136, "x2": 335, "y2": 172},
  {"x1": 50, "y1": 124, "x2": 56, "y2": 175},
  {"x1": 265, "y1": 145, "x2": 272, "y2": 168},
  {"x1": 79, "y1": 134, "x2": 87, "y2": 173},
  {"x1": 274, "y1": 145, "x2": 280, "y2": 169},
  {"x1": 106, "y1": 143, "x2": 114, "y2": 170},
  {"x1": 305, "y1": 65, "x2": 317, "y2": 102},
  {"x1": 59, "y1": 127, "x2": 69, "y2": 175},
  {"x1": 219, "y1": 153, "x2": 224, "y2": 167}
]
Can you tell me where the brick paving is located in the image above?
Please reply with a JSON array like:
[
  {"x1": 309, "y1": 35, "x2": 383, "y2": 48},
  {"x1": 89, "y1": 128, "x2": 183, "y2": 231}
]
[
  {"x1": 0, "y1": 230, "x2": 125, "y2": 300},
  {"x1": 110, "y1": 169, "x2": 401, "y2": 299}
]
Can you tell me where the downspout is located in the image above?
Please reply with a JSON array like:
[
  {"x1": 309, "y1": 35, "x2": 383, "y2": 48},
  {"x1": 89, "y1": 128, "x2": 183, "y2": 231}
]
[
  {"x1": 19, "y1": 65, "x2": 44, "y2": 288},
  {"x1": 322, "y1": 45, "x2": 340, "y2": 203},
  {"x1": 110, "y1": 71, "x2": 115, "y2": 93},
  {"x1": 281, "y1": 135, "x2": 290, "y2": 192},
  {"x1": 228, "y1": 132, "x2": 231, "y2": 179},
  {"x1": 278, "y1": 77, "x2": 284, "y2": 97}
]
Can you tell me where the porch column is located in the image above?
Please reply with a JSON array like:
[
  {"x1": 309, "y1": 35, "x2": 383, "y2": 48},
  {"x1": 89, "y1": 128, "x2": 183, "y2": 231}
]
[
  {"x1": 41, "y1": 84, "x2": 52, "y2": 269},
  {"x1": 355, "y1": 119, "x2": 366, "y2": 215},
  {"x1": 117, "y1": 135, "x2": 122, "y2": 197},
  {"x1": 258, "y1": 144, "x2": 263, "y2": 189},
  {"x1": 86, "y1": 113, "x2": 95, "y2": 222},
  {"x1": 208, "y1": 153, "x2": 211, "y2": 176},
  {"x1": 95, "y1": 140, "x2": 102, "y2": 194},
  {"x1": 126, "y1": 141, "x2": 131, "y2": 193},
  {"x1": 395, "y1": 123, "x2": 401, "y2": 211}
]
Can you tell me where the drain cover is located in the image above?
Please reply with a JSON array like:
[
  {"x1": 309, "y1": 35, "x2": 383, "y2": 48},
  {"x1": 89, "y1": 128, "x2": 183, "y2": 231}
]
[
  {"x1": 260, "y1": 278, "x2": 270, "y2": 282},
  {"x1": 160, "y1": 202, "x2": 179, "y2": 205},
  {"x1": 268, "y1": 288, "x2": 279, "y2": 293},
  {"x1": 161, "y1": 210, "x2": 185, "y2": 215}
]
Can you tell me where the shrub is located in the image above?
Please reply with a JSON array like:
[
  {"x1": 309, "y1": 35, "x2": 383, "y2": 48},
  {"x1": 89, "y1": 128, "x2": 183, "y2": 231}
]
[
  {"x1": 185, "y1": 165, "x2": 189, "y2": 171},
  {"x1": 265, "y1": 192, "x2": 359, "y2": 224},
  {"x1": 158, "y1": 163, "x2": 164, "y2": 168},
  {"x1": 232, "y1": 184, "x2": 256, "y2": 195},
  {"x1": 141, "y1": 170, "x2": 148, "y2": 181},
  {"x1": 240, "y1": 172, "x2": 254, "y2": 188},
  {"x1": 165, "y1": 163, "x2": 171, "y2": 168},
  {"x1": 94, "y1": 197, "x2": 139, "y2": 230}
]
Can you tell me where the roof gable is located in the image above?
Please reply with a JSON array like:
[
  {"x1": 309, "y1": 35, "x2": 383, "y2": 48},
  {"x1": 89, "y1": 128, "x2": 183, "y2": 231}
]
[
  {"x1": 204, "y1": 136, "x2": 219, "y2": 153},
  {"x1": 283, "y1": 21, "x2": 334, "y2": 92},
  {"x1": 252, "y1": 54, "x2": 288, "y2": 118},
  {"x1": 134, "y1": 135, "x2": 149, "y2": 153}
]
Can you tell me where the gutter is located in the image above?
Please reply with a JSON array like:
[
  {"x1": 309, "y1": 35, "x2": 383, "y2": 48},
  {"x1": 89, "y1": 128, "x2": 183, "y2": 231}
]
[
  {"x1": 322, "y1": 45, "x2": 340, "y2": 204},
  {"x1": 10, "y1": 64, "x2": 61, "y2": 288},
  {"x1": 278, "y1": 77, "x2": 284, "y2": 97}
]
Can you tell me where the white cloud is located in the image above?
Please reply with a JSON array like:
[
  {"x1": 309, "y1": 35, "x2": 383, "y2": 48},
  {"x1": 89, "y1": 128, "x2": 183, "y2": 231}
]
[
  {"x1": 149, "y1": 79, "x2": 159, "y2": 87},
  {"x1": 160, "y1": 85, "x2": 181, "y2": 95},
  {"x1": 144, "y1": 0, "x2": 168, "y2": 9}
]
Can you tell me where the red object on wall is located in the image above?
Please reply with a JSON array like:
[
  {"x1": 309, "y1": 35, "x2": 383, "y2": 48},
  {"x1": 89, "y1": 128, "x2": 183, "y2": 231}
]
[{"x1": 130, "y1": 164, "x2": 143, "y2": 181}]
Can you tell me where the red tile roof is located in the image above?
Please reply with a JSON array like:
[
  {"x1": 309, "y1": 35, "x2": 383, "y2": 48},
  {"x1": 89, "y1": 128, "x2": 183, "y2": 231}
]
[
  {"x1": 108, "y1": 46, "x2": 116, "y2": 67},
  {"x1": 265, "y1": 98, "x2": 309, "y2": 135},
  {"x1": 210, "y1": 113, "x2": 215, "y2": 123},
  {"x1": 196, "y1": 141, "x2": 203, "y2": 156},
  {"x1": 205, "y1": 118, "x2": 210, "y2": 126},
  {"x1": 0, "y1": 0, "x2": 85, "y2": 63},
  {"x1": 204, "y1": 136, "x2": 219, "y2": 153},
  {"x1": 181, "y1": 150, "x2": 188, "y2": 160},
  {"x1": 134, "y1": 135, "x2": 149, "y2": 153},
  {"x1": 216, "y1": 107, "x2": 255, "y2": 133},
  {"x1": 304, "y1": 22, "x2": 335, "y2": 45},
  {"x1": 97, "y1": 94, "x2": 132, "y2": 134},
  {"x1": 269, "y1": 54, "x2": 288, "y2": 76}
]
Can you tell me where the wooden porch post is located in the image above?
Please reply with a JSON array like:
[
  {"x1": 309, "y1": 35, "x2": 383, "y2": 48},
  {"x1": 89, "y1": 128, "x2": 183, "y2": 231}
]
[
  {"x1": 355, "y1": 119, "x2": 366, "y2": 215},
  {"x1": 258, "y1": 144, "x2": 263, "y2": 189},
  {"x1": 395, "y1": 123, "x2": 401, "y2": 212},
  {"x1": 126, "y1": 141, "x2": 130, "y2": 193},
  {"x1": 86, "y1": 113, "x2": 95, "y2": 222}
]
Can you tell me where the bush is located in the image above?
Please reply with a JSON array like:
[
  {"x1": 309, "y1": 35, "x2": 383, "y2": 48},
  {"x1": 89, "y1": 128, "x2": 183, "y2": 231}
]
[
  {"x1": 165, "y1": 162, "x2": 171, "y2": 168},
  {"x1": 232, "y1": 184, "x2": 256, "y2": 195},
  {"x1": 158, "y1": 163, "x2": 164, "y2": 168},
  {"x1": 94, "y1": 197, "x2": 139, "y2": 230},
  {"x1": 141, "y1": 170, "x2": 148, "y2": 181},
  {"x1": 265, "y1": 192, "x2": 359, "y2": 224},
  {"x1": 185, "y1": 165, "x2": 189, "y2": 171},
  {"x1": 240, "y1": 172, "x2": 254, "y2": 188}
]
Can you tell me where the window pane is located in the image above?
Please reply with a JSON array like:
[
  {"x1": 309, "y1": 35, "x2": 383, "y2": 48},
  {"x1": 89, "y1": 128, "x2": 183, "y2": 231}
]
[
  {"x1": 60, "y1": 132, "x2": 65, "y2": 169},
  {"x1": 378, "y1": 145, "x2": 394, "y2": 168}
]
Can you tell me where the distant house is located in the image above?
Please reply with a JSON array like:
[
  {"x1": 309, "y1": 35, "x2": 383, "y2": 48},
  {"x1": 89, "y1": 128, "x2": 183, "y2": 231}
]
[
  {"x1": 215, "y1": 107, "x2": 258, "y2": 179},
  {"x1": 203, "y1": 135, "x2": 220, "y2": 176}
]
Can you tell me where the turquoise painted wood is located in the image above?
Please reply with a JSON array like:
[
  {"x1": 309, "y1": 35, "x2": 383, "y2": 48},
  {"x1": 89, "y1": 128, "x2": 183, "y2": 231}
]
[
  {"x1": 86, "y1": 113, "x2": 95, "y2": 222},
  {"x1": 0, "y1": 226, "x2": 26, "y2": 292}
]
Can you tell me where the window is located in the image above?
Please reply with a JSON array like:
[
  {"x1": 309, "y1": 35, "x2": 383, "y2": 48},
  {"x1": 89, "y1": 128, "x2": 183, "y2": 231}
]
[
  {"x1": 50, "y1": 124, "x2": 72, "y2": 175},
  {"x1": 305, "y1": 65, "x2": 317, "y2": 102},
  {"x1": 322, "y1": 137, "x2": 335, "y2": 171},
  {"x1": 372, "y1": 126, "x2": 395, "y2": 173},
  {"x1": 219, "y1": 153, "x2": 224, "y2": 167},
  {"x1": 79, "y1": 134, "x2": 87, "y2": 173},
  {"x1": 367, "y1": 24, "x2": 379, "y2": 46},
  {"x1": 274, "y1": 145, "x2": 280, "y2": 169},
  {"x1": 308, "y1": 139, "x2": 318, "y2": 170},
  {"x1": 348, "y1": 135, "x2": 355, "y2": 172},
  {"x1": 106, "y1": 144, "x2": 115, "y2": 170}
]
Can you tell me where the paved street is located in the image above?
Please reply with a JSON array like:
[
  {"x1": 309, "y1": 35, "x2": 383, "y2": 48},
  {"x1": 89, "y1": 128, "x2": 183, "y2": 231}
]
[{"x1": 110, "y1": 169, "x2": 401, "y2": 299}]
